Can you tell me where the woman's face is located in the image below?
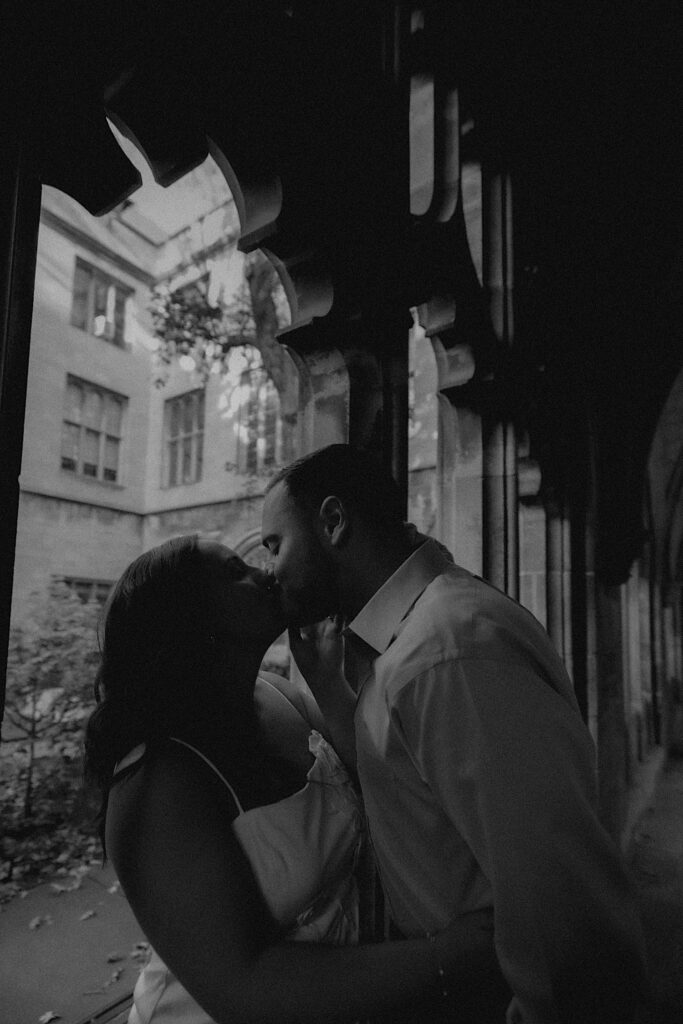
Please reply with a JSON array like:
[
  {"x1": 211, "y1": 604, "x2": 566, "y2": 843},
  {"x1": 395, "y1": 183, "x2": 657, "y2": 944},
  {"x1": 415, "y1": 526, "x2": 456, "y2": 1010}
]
[{"x1": 196, "y1": 539, "x2": 286, "y2": 645}]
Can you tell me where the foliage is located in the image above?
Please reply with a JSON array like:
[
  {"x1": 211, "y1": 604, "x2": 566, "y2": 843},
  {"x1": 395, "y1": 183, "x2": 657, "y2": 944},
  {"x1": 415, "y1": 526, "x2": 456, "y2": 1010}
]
[
  {"x1": 0, "y1": 753, "x2": 101, "y2": 901},
  {"x1": 1, "y1": 584, "x2": 101, "y2": 894},
  {"x1": 149, "y1": 248, "x2": 288, "y2": 387},
  {"x1": 149, "y1": 276, "x2": 256, "y2": 386}
]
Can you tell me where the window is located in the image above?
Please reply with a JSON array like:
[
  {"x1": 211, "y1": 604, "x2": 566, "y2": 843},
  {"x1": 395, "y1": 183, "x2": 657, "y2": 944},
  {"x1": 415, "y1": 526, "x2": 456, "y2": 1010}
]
[
  {"x1": 61, "y1": 376, "x2": 127, "y2": 483},
  {"x1": 71, "y1": 258, "x2": 131, "y2": 347},
  {"x1": 57, "y1": 577, "x2": 113, "y2": 605},
  {"x1": 163, "y1": 389, "x2": 205, "y2": 487},
  {"x1": 237, "y1": 368, "x2": 282, "y2": 475}
]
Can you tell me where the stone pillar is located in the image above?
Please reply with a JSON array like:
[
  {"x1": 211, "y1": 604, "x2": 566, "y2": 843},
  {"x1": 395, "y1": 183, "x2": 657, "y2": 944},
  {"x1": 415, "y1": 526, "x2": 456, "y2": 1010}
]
[
  {"x1": 518, "y1": 452, "x2": 546, "y2": 626},
  {"x1": 584, "y1": 502, "x2": 599, "y2": 742},
  {"x1": 438, "y1": 399, "x2": 483, "y2": 574},
  {"x1": 481, "y1": 166, "x2": 518, "y2": 597},
  {"x1": 546, "y1": 497, "x2": 574, "y2": 675},
  {"x1": 482, "y1": 412, "x2": 518, "y2": 596},
  {"x1": 595, "y1": 579, "x2": 629, "y2": 840}
]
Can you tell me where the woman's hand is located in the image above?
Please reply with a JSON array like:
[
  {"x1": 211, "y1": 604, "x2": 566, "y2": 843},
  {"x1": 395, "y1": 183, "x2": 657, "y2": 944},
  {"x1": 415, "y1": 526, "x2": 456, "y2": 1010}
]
[
  {"x1": 288, "y1": 615, "x2": 346, "y2": 692},
  {"x1": 288, "y1": 616, "x2": 358, "y2": 773}
]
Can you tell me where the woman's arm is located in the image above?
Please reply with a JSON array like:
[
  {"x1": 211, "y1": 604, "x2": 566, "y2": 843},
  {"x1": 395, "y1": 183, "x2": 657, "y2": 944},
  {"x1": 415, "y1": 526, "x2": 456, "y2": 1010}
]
[
  {"x1": 108, "y1": 743, "x2": 494, "y2": 1024},
  {"x1": 288, "y1": 617, "x2": 358, "y2": 772}
]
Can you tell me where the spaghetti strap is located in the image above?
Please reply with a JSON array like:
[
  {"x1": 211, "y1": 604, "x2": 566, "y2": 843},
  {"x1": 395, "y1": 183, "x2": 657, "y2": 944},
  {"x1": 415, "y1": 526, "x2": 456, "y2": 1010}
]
[{"x1": 169, "y1": 736, "x2": 245, "y2": 816}]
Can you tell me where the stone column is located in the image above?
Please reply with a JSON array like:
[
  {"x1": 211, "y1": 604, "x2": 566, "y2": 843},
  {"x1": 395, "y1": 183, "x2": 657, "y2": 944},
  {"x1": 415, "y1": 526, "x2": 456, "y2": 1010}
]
[
  {"x1": 546, "y1": 497, "x2": 574, "y2": 675},
  {"x1": 481, "y1": 167, "x2": 518, "y2": 596}
]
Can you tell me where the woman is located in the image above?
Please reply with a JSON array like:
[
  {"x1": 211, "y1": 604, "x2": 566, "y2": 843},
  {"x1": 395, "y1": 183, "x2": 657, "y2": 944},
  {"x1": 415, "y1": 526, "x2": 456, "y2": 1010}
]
[{"x1": 84, "y1": 535, "x2": 494, "y2": 1024}]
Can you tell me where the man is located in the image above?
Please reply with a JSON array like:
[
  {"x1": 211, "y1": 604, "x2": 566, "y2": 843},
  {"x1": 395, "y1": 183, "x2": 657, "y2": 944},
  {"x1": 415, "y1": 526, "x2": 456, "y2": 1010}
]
[{"x1": 261, "y1": 443, "x2": 647, "y2": 1023}]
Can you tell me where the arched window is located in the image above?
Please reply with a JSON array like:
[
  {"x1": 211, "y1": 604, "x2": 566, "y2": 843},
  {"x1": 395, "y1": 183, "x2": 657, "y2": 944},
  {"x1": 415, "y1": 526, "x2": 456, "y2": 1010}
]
[{"x1": 236, "y1": 365, "x2": 282, "y2": 476}]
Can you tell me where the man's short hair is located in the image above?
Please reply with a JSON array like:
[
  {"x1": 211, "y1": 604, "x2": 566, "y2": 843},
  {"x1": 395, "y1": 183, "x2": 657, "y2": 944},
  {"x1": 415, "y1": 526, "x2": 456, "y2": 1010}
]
[{"x1": 267, "y1": 444, "x2": 405, "y2": 533}]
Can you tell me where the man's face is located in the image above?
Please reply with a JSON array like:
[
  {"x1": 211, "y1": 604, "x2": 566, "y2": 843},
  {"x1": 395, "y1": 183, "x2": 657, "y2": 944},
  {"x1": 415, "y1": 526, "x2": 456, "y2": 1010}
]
[{"x1": 261, "y1": 480, "x2": 339, "y2": 626}]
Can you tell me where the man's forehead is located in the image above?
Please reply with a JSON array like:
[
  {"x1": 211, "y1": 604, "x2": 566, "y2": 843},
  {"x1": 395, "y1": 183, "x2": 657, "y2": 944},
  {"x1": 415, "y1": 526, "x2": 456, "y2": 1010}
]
[
  {"x1": 263, "y1": 480, "x2": 289, "y2": 515},
  {"x1": 262, "y1": 480, "x2": 298, "y2": 532}
]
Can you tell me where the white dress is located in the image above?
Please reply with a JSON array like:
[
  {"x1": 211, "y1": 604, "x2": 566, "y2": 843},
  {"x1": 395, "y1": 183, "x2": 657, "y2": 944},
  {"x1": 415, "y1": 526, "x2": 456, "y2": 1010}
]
[{"x1": 112, "y1": 680, "x2": 364, "y2": 1024}]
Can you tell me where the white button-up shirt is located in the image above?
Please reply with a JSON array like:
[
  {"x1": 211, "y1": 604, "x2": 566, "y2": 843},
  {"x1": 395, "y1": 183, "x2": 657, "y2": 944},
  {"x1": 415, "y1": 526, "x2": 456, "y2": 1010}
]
[{"x1": 349, "y1": 540, "x2": 644, "y2": 1022}]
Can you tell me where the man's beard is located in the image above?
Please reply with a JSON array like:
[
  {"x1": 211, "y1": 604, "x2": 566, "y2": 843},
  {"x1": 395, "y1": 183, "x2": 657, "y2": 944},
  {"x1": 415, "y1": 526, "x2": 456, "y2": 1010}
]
[{"x1": 281, "y1": 572, "x2": 339, "y2": 628}]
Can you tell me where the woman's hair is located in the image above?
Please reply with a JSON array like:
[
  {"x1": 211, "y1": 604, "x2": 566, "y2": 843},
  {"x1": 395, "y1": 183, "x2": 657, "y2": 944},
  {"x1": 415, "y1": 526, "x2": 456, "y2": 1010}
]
[{"x1": 83, "y1": 535, "x2": 255, "y2": 846}]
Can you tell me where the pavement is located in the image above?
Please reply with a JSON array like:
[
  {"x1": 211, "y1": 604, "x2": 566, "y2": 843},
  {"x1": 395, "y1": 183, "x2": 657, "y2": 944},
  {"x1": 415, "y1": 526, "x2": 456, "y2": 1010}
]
[
  {"x1": 0, "y1": 862, "x2": 142, "y2": 1024},
  {"x1": 1, "y1": 757, "x2": 682, "y2": 1024}
]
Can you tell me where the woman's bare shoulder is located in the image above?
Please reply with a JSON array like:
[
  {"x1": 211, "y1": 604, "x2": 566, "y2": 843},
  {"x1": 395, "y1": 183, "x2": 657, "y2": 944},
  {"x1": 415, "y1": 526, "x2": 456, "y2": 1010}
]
[
  {"x1": 106, "y1": 740, "x2": 241, "y2": 887},
  {"x1": 256, "y1": 670, "x2": 326, "y2": 732}
]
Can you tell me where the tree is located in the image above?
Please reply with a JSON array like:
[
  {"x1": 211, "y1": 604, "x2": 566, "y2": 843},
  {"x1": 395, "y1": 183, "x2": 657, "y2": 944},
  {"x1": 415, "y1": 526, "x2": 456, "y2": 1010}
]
[
  {"x1": 149, "y1": 246, "x2": 298, "y2": 483},
  {"x1": 149, "y1": 249, "x2": 288, "y2": 386},
  {"x1": 3, "y1": 583, "x2": 100, "y2": 819}
]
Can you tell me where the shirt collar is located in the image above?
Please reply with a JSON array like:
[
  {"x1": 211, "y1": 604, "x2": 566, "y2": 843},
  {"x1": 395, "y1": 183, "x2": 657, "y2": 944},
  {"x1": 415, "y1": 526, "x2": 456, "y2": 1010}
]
[{"x1": 346, "y1": 539, "x2": 452, "y2": 655}]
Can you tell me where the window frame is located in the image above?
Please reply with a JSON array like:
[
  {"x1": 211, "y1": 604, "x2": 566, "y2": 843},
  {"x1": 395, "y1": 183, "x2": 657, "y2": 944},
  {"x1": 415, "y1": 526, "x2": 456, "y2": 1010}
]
[
  {"x1": 60, "y1": 374, "x2": 127, "y2": 485},
  {"x1": 162, "y1": 388, "x2": 206, "y2": 488},
  {"x1": 70, "y1": 257, "x2": 133, "y2": 348},
  {"x1": 236, "y1": 366, "x2": 282, "y2": 476},
  {"x1": 55, "y1": 576, "x2": 113, "y2": 605}
]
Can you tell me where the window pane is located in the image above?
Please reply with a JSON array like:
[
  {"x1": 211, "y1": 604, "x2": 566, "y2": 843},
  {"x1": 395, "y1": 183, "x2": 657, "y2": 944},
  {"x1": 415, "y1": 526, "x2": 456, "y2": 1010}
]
[
  {"x1": 196, "y1": 390, "x2": 205, "y2": 430},
  {"x1": 104, "y1": 436, "x2": 119, "y2": 480},
  {"x1": 93, "y1": 277, "x2": 108, "y2": 318},
  {"x1": 246, "y1": 388, "x2": 259, "y2": 474},
  {"x1": 74, "y1": 580, "x2": 93, "y2": 603},
  {"x1": 83, "y1": 428, "x2": 99, "y2": 476},
  {"x1": 263, "y1": 383, "x2": 278, "y2": 466},
  {"x1": 83, "y1": 389, "x2": 103, "y2": 428},
  {"x1": 169, "y1": 399, "x2": 180, "y2": 438},
  {"x1": 114, "y1": 289, "x2": 126, "y2": 345},
  {"x1": 64, "y1": 380, "x2": 83, "y2": 423},
  {"x1": 60, "y1": 423, "x2": 79, "y2": 471},
  {"x1": 168, "y1": 441, "x2": 178, "y2": 486},
  {"x1": 182, "y1": 437, "x2": 193, "y2": 482},
  {"x1": 105, "y1": 394, "x2": 123, "y2": 435},
  {"x1": 71, "y1": 263, "x2": 91, "y2": 329},
  {"x1": 182, "y1": 395, "x2": 195, "y2": 434},
  {"x1": 195, "y1": 432, "x2": 203, "y2": 482}
]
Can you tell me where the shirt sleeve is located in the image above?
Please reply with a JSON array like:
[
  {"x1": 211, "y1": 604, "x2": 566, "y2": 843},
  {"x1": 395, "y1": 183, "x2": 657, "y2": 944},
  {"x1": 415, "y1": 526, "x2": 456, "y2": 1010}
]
[{"x1": 393, "y1": 658, "x2": 647, "y2": 1024}]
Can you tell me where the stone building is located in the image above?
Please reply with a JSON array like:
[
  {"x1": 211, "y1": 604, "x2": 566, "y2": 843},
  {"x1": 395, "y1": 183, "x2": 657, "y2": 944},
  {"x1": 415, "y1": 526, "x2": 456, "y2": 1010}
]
[{"x1": 12, "y1": 168, "x2": 292, "y2": 624}]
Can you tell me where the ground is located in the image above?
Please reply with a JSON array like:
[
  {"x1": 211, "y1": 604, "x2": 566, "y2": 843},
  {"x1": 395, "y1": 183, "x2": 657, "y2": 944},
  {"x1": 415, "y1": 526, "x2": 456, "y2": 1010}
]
[{"x1": 0, "y1": 862, "x2": 142, "y2": 1024}]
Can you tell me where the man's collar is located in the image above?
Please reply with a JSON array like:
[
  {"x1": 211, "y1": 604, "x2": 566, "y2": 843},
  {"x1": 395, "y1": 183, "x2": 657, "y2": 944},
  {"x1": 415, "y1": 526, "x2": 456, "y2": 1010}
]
[{"x1": 345, "y1": 539, "x2": 452, "y2": 655}]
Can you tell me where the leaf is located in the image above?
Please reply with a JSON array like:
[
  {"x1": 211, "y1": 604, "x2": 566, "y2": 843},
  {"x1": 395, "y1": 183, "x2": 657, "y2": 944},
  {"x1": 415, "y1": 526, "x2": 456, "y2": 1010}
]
[
  {"x1": 38, "y1": 1012, "x2": 61, "y2": 1023},
  {"x1": 129, "y1": 940, "x2": 151, "y2": 964},
  {"x1": 106, "y1": 951, "x2": 124, "y2": 962},
  {"x1": 107, "y1": 880, "x2": 120, "y2": 894},
  {"x1": 29, "y1": 914, "x2": 53, "y2": 929},
  {"x1": 79, "y1": 909, "x2": 96, "y2": 921}
]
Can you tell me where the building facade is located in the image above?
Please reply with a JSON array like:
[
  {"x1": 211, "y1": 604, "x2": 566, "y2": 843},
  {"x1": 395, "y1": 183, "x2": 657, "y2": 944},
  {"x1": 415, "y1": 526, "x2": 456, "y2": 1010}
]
[{"x1": 11, "y1": 178, "x2": 301, "y2": 631}]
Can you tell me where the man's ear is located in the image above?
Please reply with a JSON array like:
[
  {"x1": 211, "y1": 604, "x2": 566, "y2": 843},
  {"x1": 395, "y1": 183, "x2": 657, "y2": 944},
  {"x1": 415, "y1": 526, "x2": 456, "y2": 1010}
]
[{"x1": 318, "y1": 495, "x2": 349, "y2": 547}]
